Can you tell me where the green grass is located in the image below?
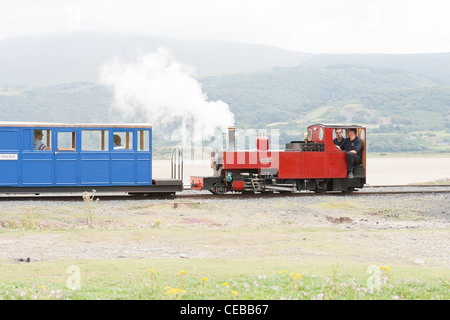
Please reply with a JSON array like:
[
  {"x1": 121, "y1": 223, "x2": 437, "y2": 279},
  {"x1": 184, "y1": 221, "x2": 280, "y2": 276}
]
[{"x1": 0, "y1": 258, "x2": 448, "y2": 300}]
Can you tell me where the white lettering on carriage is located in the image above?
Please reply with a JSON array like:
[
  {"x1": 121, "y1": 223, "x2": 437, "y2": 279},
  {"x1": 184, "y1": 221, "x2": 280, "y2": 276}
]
[{"x1": 0, "y1": 154, "x2": 18, "y2": 160}]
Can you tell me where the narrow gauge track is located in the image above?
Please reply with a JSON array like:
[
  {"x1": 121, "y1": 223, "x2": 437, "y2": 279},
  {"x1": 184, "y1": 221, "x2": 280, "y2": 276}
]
[{"x1": 0, "y1": 185, "x2": 448, "y2": 201}]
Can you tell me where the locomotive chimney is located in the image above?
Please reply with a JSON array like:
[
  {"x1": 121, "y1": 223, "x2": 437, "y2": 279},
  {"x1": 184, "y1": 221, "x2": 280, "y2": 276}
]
[{"x1": 227, "y1": 126, "x2": 235, "y2": 150}]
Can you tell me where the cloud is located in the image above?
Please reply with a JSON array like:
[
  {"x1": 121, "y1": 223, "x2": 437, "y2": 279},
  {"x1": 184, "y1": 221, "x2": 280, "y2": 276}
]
[{"x1": 1, "y1": 0, "x2": 450, "y2": 53}]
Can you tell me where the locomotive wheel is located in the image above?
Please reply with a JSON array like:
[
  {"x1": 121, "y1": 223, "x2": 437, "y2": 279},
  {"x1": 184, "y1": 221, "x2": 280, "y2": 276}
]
[
  {"x1": 314, "y1": 180, "x2": 328, "y2": 193},
  {"x1": 211, "y1": 182, "x2": 227, "y2": 195}
]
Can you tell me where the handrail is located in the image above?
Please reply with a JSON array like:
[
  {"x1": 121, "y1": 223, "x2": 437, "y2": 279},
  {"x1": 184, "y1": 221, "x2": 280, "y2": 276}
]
[{"x1": 171, "y1": 147, "x2": 183, "y2": 182}]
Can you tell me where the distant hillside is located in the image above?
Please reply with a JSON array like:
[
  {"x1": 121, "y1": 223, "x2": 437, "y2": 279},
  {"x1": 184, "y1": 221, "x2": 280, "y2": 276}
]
[
  {"x1": 0, "y1": 83, "x2": 111, "y2": 122},
  {"x1": 0, "y1": 33, "x2": 312, "y2": 86},
  {"x1": 200, "y1": 65, "x2": 450, "y2": 153},
  {"x1": 301, "y1": 53, "x2": 450, "y2": 83},
  {"x1": 1, "y1": 64, "x2": 449, "y2": 154},
  {"x1": 200, "y1": 64, "x2": 445, "y2": 125},
  {"x1": 0, "y1": 33, "x2": 449, "y2": 154},
  {"x1": 1, "y1": 33, "x2": 450, "y2": 87}
]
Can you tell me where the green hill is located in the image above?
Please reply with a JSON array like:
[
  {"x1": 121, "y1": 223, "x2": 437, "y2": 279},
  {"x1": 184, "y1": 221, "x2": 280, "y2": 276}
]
[
  {"x1": 0, "y1": 66, "x2": 449, "y2": 154},
  {"x1": 200, "y1": 65, "x2": 450, "y2": 153}
]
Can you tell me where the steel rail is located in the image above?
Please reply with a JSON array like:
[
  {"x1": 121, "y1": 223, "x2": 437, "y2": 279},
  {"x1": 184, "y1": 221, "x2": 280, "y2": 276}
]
[{"x1": 0, "y1": 187, "x2": 447, "y2": 201}]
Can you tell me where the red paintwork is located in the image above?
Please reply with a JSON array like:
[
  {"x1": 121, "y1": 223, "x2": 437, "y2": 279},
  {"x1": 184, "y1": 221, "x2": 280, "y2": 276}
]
[
  {"x1": 232, "y1": 181, "x2": 245, "y2": 191},
  {"x1": 223, "y1": 150, "x2": 279, "y2": 170},
  {"x1": 256, "y1": 136, "x2": 269, "y2": 151},
  {"x1": 221, "y1": 124, "x2": 366, "y2": 179},
  {"x1": 190, "y1": 176, "x2": 204, "y2": 191}
]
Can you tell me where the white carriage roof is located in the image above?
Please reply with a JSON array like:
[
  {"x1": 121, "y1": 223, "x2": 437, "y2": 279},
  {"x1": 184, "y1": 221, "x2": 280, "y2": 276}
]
[{"x1": 0, "y1": 121, "x2": 152, "y2": 128}]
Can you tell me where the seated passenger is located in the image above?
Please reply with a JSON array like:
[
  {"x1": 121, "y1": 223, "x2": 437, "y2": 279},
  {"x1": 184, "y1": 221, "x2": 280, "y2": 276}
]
[
  {"x1": 339, "y1": 128, "x2": 362, "y2": 179},
  {"x1": 113, "y1": 134, "x2": 125, "y2": 150},
  {"x1": 34, "y1": 130, "x2": 51, "y2": 151},
  {"x1": 333, "y1": 129, "x2": 345, "y2": 147}
]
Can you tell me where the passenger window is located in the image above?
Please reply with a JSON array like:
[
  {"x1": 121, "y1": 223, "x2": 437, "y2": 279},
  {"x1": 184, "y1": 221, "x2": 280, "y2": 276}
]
[
  {"x1": 57, "y1": 132, "x2": 76, "y2": 151},
  {"x1": 138, "y1": 130, "x2": 149, "y2": 151},
  {"x1": 82, "y1": 130, "x2": 108, "y2": 151},
  {"x1": 113, "y1": 132, "x2": 133, "y2": 150},
  {"x1": 34, "y1": 129, "x2": 52, "y2": 151}
]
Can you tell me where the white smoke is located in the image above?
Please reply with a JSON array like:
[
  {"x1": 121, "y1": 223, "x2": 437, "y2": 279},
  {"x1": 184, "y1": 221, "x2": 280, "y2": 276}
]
[{"x1": 99, "y1": 48, "x2": 235, "y2": 144}]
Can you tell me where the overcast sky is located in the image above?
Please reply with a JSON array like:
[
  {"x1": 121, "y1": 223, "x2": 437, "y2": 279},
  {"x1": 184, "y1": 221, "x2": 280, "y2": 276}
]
[{"x1": 1, "y1": 0, "x2": 449, "y2": 54}]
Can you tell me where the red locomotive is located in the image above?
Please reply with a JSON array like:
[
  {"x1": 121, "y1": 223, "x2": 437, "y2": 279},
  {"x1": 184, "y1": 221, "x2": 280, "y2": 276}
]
[{"x1": 190, "y1": 124, "x2": 366, "y2": 194}]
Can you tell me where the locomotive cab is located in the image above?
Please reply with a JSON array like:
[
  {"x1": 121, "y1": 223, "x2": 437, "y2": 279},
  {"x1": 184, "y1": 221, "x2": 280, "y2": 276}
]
[{"x1": 303, "y1": 124, "x2": 366, "y2": 176}]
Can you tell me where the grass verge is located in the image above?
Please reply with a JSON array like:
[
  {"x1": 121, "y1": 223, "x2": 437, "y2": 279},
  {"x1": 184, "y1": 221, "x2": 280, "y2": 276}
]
[{"x1": 0, "y1": 258, "x2": 448, "y2": 300}]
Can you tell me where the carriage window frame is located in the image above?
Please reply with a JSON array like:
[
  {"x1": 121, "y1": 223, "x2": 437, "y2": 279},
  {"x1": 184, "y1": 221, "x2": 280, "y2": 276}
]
[
  {"x1": 81, "y1": 130, "x2": 109, "y2": 151},
  {"x1": 33, "y1": 129, "x2": 52, "y2": 151},
  {"x1": 57, "y1": 131, "x2": 76, "y2": 151},
  {"x1": 112, "y1": 131, "x2": 133, "y2": 151},
  {"x1": 138, "y1": 130, "x2": 150, "y2": 151}
]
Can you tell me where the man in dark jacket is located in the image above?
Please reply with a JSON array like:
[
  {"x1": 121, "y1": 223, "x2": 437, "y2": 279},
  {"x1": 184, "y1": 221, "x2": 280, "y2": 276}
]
[
  {"x1": 339, "y1": 128, "x2": 363, "y2": 179},
  {"x1": 333, "y1": 128, "x2": 345, "y2": 147}
]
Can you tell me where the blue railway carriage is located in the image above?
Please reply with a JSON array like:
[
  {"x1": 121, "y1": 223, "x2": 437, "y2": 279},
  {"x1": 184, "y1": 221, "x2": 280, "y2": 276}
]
[{"x1": 0, "y1": 122, "x2": 182, "y2": 195}]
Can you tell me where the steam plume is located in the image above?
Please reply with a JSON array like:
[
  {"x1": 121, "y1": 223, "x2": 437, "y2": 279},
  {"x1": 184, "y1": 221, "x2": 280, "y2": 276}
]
[{"x1": 99, "y1": 48, "x2": 235, "y2": 143}]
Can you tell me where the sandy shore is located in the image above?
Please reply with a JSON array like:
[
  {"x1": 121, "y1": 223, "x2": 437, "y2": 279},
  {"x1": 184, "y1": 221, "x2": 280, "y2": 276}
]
[{"x1": 152, "y1": 157, "x2": 450, "y2": 186}]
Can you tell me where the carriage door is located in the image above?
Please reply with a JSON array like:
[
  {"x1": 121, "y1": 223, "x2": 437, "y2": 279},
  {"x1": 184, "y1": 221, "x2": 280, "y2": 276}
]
[{"x1": 54, "y1": 129, "x2": 78, "y2": 185}]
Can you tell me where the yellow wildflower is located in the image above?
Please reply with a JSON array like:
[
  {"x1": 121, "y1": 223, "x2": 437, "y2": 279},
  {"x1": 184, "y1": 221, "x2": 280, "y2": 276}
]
[
  {"x1": 380, "y1": 266, "x2": 392, "y2": 275},
  {"x1": 232, "y1": 290, "x2": 238, "y2": 297},
  {"x1": 202, "y1": 277, "x2": 208, "y2": 282},
  {"x1": 164, "y1": 286, "x2": 186, "y2": 295},
  {"x1": 293, "y1": 273, "x2": 302, "y2": 280},
  {"x1": 222, "y1": 282, "x2": 228, "y2": 287},
  {"x1": 279, "y1": 270, "x2": 287, "y2": 274},
  {"x1": 179, "y1": 270, "x2": 187, "y2": 275}
]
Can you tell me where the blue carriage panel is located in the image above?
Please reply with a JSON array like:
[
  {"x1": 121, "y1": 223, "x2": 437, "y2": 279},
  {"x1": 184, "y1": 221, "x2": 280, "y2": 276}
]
[
  {"x1": 136, "y1": 129, "x2": 152, "y2": 184},
  {"x1": 0, "y1": 129, "x2": 19, "y2": 151},
  {"x1": 21, "y1": 152, "x2": 54, "y2": 186},
  {"x1": 0, "y1": 128, "x2": 20, "y2": 186},
  {"x1": 54, "y1": 129, "x2": 78, "y2": 185},
  {"x1": 149, "y1": 128, "x2": 152, "y2": 183},
  {"x1": 80, "y1": 154, "x2": 110, "y2": 185},
  {"x1": 110, "y1": 129, "x2": 136, "y2": 185},
  {"x1": 21, "y1": 127, "x2": 54, "y2": 186},
  {"x1": 80, "y1": 129, "x2": 110, "y2": 185},
  {"x1": 137, "y1": 153, "x2": 152, "y2": 184}
]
